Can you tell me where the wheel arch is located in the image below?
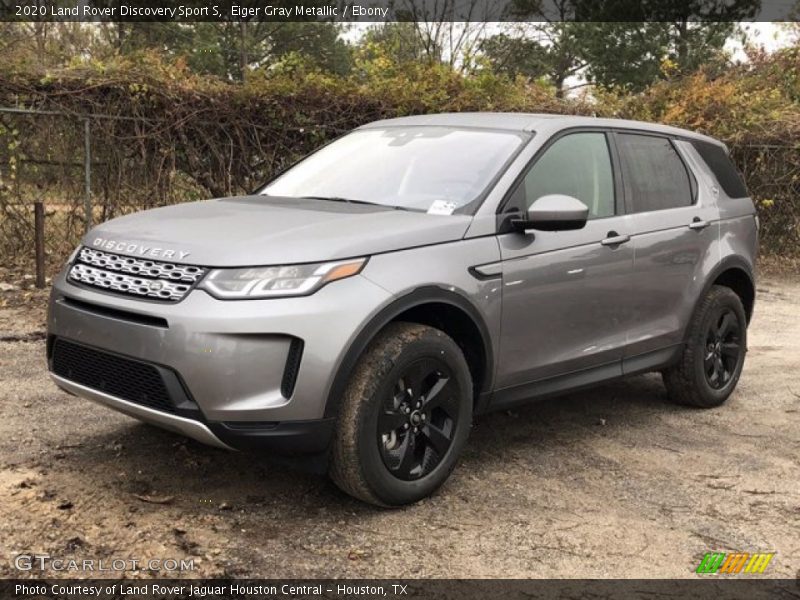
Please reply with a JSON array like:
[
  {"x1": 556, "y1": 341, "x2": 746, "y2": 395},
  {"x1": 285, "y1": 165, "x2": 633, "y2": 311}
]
[
  {"x1": 707, "y1": 257, "x2": 756, "y2": 324},
  {"x1": 323, "y1": 286, "x2": 494, "y2": 419},
  {"x1": 684, "y1": 257, "x2": 755, "y2": 347}
]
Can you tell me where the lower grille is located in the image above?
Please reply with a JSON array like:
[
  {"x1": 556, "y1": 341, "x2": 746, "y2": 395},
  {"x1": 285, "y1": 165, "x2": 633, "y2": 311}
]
[{"x1": 51, "y1": 338, "x2": 176, "y2": 414}]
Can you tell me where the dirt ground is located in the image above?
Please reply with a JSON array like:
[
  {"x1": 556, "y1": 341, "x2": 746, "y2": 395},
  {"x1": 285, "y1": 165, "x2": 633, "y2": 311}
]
[{"x1": 0, "y1": 276, "x2": 798, "y2": 580}]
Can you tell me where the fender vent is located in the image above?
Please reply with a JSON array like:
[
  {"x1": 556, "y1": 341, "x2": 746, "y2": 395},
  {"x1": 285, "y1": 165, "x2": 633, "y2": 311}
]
[{"x1": 280, "y1": 338, "x2": 304, "y2": 399}]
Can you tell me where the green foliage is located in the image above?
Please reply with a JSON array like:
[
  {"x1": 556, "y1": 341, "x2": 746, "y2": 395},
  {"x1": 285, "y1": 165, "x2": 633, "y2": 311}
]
[
  {"x1": 479, "y1": 22, "x2": 589, "y2": 97},
  {"x1": 487, "y1": 0, "x2": 758, "y2": 93},
  {"x1": 478, "y1": 32, "x2": 555, "y2": 81},
  {"x1": 578, "y1": 21, "x2": 747, "y2": 92},
  {"x1": 359, "y1": 23, "x2": 433, "y2": 65}
]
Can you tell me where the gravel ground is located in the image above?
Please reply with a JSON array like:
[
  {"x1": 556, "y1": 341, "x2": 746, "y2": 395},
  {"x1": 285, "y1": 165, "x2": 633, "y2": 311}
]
[{"x1": 0, "y1": 277, "x2": 798, "y2": 579}]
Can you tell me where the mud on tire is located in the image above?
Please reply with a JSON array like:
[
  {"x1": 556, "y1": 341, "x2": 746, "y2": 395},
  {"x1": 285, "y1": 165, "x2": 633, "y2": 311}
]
[{"x1": 329, "y1": 322, "x2": 473, "y2": 506}]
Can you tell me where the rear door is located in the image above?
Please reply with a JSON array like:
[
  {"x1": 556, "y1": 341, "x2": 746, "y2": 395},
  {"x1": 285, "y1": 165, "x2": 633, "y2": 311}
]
[{"x1": 614, "y1": 131, "x2": 719, "y2": 370}]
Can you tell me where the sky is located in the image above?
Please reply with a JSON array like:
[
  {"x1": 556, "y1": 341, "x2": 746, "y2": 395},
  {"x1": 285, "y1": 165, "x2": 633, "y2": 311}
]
[{"x1": 734, "y1": 21, "x2": 794, "y2": 54}]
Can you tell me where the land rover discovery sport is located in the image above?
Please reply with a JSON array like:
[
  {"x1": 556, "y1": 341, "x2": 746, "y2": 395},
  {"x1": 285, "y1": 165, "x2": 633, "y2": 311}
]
[{"x1": 47, "y1": 113, "x2": 757, "y2": 506}]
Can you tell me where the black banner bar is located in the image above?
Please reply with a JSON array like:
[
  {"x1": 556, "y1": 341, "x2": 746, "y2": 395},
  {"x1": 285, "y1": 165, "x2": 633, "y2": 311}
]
[
  {"x1": 3, "y1": 579, "x2": 800, "y2": 600},
  {"x1": 0, "y1": 0, "x2": 797, "y2": 23}
]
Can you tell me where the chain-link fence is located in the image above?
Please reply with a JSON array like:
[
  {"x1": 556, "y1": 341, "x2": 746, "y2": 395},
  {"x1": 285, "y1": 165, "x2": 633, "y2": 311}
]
[
  {"x1": 729, "y1": 143, "x2": 800, "y2": 257},
  {"x1": 0, "y1": 108, "x2": 90, "y2": 264},
  {"x1": 0, "y1": 107, "x2": 221, "y2": 268}
]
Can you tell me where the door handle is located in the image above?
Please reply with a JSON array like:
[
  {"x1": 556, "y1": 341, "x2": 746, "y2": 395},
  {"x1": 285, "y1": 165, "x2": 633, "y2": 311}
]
[
  {"x1": 689, "y1": 217, "x2": 710, "y2": 230},
  {"x1": 601, "y1": 232, "x2": 631, "y2": 246}
]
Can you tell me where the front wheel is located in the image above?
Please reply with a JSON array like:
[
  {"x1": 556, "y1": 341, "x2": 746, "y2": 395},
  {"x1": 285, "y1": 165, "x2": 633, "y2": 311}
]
[
  {"x1": 330, "y1": 322, "x2": 473, "y2": 506},
  {"x1": 662, "y1": 285, "x2": 747, "y2": 408}
]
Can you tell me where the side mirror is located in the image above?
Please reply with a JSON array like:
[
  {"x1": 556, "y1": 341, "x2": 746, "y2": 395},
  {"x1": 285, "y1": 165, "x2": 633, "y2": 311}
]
[{"x1": 512, "y1": 194, "x2": 589, "y2": 232}]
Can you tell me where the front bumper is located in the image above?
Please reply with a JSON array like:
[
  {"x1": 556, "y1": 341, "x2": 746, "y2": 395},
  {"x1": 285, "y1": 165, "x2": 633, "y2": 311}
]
[{"x1": 47, "y1": 270, "x2": 392, "y2": 452}]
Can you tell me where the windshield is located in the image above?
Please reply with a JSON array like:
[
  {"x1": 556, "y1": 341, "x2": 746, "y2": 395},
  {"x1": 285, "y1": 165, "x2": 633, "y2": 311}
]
[{"x1": 260, "y1": 126, "x2": 526, "y2": 213}]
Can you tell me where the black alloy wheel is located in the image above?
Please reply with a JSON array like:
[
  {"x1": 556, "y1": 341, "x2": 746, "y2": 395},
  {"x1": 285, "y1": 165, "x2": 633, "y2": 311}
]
[
  {"x1": 330, "y1": 322, "x2": 473, "y2": 506},
  {"x1": 704, "y1": 307, "x2": 743, "y2": 390},
  {"x1": 377, "y1": 358, "x2": 458, "y2": 481}
]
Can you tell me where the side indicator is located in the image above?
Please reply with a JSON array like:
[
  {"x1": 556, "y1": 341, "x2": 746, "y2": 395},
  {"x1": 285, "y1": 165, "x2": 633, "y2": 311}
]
[{"x1": 469, "y1": 263, "x2": 502, "y2": 280}]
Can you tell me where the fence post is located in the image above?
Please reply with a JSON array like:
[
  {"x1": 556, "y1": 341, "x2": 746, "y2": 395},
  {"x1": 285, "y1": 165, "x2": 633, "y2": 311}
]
[
  {"x1": 83, "y1": 118, "x2": 92, "y2": 232},
  {"x1": 34, "y1": 201, "x2": 45, "y2": 289}
]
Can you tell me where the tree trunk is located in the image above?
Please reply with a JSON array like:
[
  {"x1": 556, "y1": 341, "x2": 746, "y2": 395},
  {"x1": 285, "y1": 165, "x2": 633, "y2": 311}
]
[
  {"x1": 552, "y1": 66, "x2": 567, "y2": 98},
  {"x1": 554, "y1": 82, "x2": 565, "y2": 98},
  {"x1": 675, "y1": 19, "x2": 689, "y2": 70},
  {"x1": 238, "y1": 22, "x2": 248, "y2": 81}
]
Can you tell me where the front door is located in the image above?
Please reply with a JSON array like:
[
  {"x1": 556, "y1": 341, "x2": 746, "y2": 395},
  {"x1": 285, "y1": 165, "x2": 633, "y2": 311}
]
[{"x1": 494, "y1": 131, "x2": 636, "y2": 398}]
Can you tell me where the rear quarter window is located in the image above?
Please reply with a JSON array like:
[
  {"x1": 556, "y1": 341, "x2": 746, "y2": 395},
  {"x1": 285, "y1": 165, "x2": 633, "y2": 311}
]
[{"x1": 691, "y1": 140, "x2": 749, "y2": 198}]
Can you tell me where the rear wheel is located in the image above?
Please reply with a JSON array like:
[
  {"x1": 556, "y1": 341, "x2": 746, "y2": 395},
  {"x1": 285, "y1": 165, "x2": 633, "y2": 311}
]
[
  {"x1": 329, "y1": 322, "x2": 472, "y2": 506},
  {"x1": 662, "y1": 285, "x2": 747, "y2": 408}
]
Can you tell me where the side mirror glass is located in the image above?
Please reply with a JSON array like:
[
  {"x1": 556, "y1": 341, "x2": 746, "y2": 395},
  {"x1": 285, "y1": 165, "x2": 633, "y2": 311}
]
[{"x1": 512, "y1": 194, "x2": 589, "y2": 232}]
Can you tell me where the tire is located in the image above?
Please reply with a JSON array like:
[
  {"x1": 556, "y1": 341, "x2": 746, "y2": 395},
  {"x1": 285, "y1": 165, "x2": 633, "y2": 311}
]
[
  {"x1": 662, "y1": 285, "x2": 747, "y2": 408},
  {"x1": 329, "y1": 322, "x2": 473, "y2": 506}
]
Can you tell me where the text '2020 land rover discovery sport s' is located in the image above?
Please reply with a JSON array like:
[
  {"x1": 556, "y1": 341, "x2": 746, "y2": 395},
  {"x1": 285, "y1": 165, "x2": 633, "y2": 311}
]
[{"x1": 48, "y1": 113, "x2": 757, "y2": 506}]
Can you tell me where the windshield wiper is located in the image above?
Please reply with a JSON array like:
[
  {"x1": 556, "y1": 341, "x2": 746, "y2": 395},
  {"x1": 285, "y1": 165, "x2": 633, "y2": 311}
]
[
  {"x1": 300, "y1": 196, "x2": 416, "y2": 212},
  {"x1": 300, "y1": 195, "x2": 378, "y2": 205}
]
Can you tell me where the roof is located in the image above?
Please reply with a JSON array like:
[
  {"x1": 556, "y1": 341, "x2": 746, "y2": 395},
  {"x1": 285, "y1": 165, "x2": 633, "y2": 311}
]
[{"x1": 359, "y1": 112, "x2": 721, "y2": 145}]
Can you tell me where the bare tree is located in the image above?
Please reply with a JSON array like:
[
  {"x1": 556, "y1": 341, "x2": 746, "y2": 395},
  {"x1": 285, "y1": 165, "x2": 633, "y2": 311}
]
[{"x1": 392, "y1": 0, "x2": 497, "y2": 71}]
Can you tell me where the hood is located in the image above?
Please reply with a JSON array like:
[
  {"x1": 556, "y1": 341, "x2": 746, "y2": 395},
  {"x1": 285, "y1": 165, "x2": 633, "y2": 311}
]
[{"x1": 82, "y1": 196, "x2": 473, "y2": 267}]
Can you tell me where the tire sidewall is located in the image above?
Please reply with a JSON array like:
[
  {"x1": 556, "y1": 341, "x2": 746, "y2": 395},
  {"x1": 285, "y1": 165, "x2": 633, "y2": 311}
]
[{"x1": 357, "y1": 333, "x2": 472, "y2": 506}]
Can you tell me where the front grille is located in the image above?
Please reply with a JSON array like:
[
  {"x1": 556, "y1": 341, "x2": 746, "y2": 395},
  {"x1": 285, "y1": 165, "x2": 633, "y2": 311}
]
[
  {"x1": 68, "y1": 247, "x2": 206, "y2": 302},
  {"x1": 51, "y1": 338, "x2": 176, "y2": 414}
]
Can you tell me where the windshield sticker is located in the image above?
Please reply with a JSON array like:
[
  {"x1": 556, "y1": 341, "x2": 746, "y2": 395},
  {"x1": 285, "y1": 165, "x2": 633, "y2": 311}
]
[{"x1": 428, "y1": 200, "x2": 458, "y2": 215}]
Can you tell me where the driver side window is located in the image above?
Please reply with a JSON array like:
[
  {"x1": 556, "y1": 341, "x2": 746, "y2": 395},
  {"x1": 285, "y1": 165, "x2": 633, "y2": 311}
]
[{"x1": 520, "y1": 132, "x2": 615, "y2": 219}]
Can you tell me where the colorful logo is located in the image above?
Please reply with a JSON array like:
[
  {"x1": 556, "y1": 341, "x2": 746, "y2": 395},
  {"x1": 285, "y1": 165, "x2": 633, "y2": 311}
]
[{"x1": 696, "y1": 552, "x2": 775, "y2": 574}]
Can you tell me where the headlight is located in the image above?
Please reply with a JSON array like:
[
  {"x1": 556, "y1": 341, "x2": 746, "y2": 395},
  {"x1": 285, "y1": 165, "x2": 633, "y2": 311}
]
[{"x1": 199, "y1": 258, "x2": 367, "y2": 299}]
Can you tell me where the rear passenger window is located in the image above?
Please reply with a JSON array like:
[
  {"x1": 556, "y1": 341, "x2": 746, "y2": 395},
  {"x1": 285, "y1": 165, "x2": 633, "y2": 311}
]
[
  {"x1": 691, "y1": 140, "x2": 748, "y2": 198},
  {"x1": 520, "y1": 132, "x2": 615, "y2": 219},
  {"x1": 617, "y1": 133, "x2": 693, "y2": 212}
]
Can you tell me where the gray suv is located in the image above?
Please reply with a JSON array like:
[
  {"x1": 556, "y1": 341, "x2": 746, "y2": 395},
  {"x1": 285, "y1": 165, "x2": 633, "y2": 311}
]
[{"x1": 47, "y1": 113, "x2": 757, "y2": 506}]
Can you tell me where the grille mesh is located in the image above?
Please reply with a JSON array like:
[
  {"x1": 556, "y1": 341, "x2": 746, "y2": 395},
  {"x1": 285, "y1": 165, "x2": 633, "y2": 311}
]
[
  {"x1": 68, "y1": 247, "x2": 206, "y2": 302},
  {"x1": 70, "y1": 263, "x2": 192, "y2": 301},
  {"x1": 52, "y1": 338, "x2": 176, "y2": 414},
  {"x1": 77, "y1": 247, "x2": 204, "y2": 281}
]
